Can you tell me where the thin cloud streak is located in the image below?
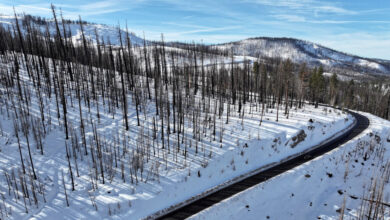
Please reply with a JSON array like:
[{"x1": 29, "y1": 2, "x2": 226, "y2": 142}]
[
  {"x1": 243, "y1": 0, "x2": 356, "y2": 15},
  {"x1": 272, "y1": 14, "x2": 390, "y2": 24}
]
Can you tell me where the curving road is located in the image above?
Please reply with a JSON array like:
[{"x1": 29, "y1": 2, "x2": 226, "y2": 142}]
[{"x1": 155, "y1": 111, "x2": 369, "y2": 220}]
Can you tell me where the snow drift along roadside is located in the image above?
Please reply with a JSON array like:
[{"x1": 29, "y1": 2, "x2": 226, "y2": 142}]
[{"x1": 190, "y1": 112, "x2": 390, "y2": 220}]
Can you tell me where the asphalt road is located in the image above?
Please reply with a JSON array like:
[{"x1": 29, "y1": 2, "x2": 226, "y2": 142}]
[{"x1": 156, "y1": 111, "x2": 369, "y2": 220}]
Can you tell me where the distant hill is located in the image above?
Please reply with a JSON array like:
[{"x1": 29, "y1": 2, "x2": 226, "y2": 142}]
[
  {"x1": 0, "y1": 14, "x2": 145, "y2": 46},
  {"x1": 213, "y1": 37, "x2": 390, "y2": 77}
]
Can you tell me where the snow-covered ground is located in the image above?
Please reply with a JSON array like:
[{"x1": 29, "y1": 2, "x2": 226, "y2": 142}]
[
  {"x1": 191, "y1": 112, "x2": 390, "y2": 220},
  {"x1": 0, "y1": 99, "x2": 352, "y2": 219},
  {"x1": 0, "y1": 54, "x2": 354, "y2": 219}
]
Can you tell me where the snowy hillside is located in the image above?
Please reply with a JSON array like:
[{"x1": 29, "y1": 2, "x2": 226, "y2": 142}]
[
  {"x1": 191, "y1": 112, "x2": 390, "y2": 220},
  {"x1": 214, "y1": 37, "x2": 390, "y2": 76},
  {"x1": 0, "y1": 52, "x2": 352, "y2": 219},
  {"x1": 0, "y1": 15, "x2": 145, "y2": 46}
]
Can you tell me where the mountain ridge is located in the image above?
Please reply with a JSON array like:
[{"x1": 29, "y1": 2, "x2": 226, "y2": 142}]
[
  {"x1": 1, "y1": 14, "x2": 389, "y2": 77},
  {"x1": 213, "y1": 37, "x2": 390, "y2": 77}
]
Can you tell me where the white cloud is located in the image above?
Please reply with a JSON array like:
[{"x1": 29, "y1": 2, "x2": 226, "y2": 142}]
[
  {"x1": 246, "y1": 0, "x2": 313, "y2": 9},
  {"x1": 0, "y1": 3, "x2": 52, "y2": 16},
  {"x1": 128, "y1": 24, "x2": 244, "y2": 43},
  {"x1": 309, "y1": 20, "x2": 390, "y2": 24},
  {"x1": 244, "y1": 0, "x2": 356, "y2": 16},
  {"x1": 273, "y1": 14, "x2": 306, "y2": 22},
  {"x1": 175, "y1": 26, "x2": 240, "y2": 35},
  {"x1": 314, "y1": 6, "x2": 356, "y2": 15}
]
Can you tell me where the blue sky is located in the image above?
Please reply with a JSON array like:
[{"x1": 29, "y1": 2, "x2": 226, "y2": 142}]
[{"x1": 1, "y1": 0, "x2": 390, "y2": 59}]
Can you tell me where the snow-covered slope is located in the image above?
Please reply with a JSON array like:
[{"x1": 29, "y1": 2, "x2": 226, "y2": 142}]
[
  {"x1": 0, "y1": 15, "x2": 145, "y2": 46},
  {"x1": 214, "y1": 37, "x2": 390, "y2": 76},
  {"x1": 0, "y1": 53, "x2": 352, "y2": 219},
  {"x1": 191, "y1": 112, "x2": 390, "y2": 220}
]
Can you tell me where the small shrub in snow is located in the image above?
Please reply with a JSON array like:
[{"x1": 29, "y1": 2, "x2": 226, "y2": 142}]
[
  {"x1": 290, "y1": 130, "x2": 307, "y2": 148},
  {"x1": 326, "y1": 172, "x2": 333, "y2": 178}
]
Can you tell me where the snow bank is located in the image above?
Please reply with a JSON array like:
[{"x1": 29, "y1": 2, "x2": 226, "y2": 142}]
[{"x1": 190, "y1": 112, "x2": 390, "y2": 220}]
